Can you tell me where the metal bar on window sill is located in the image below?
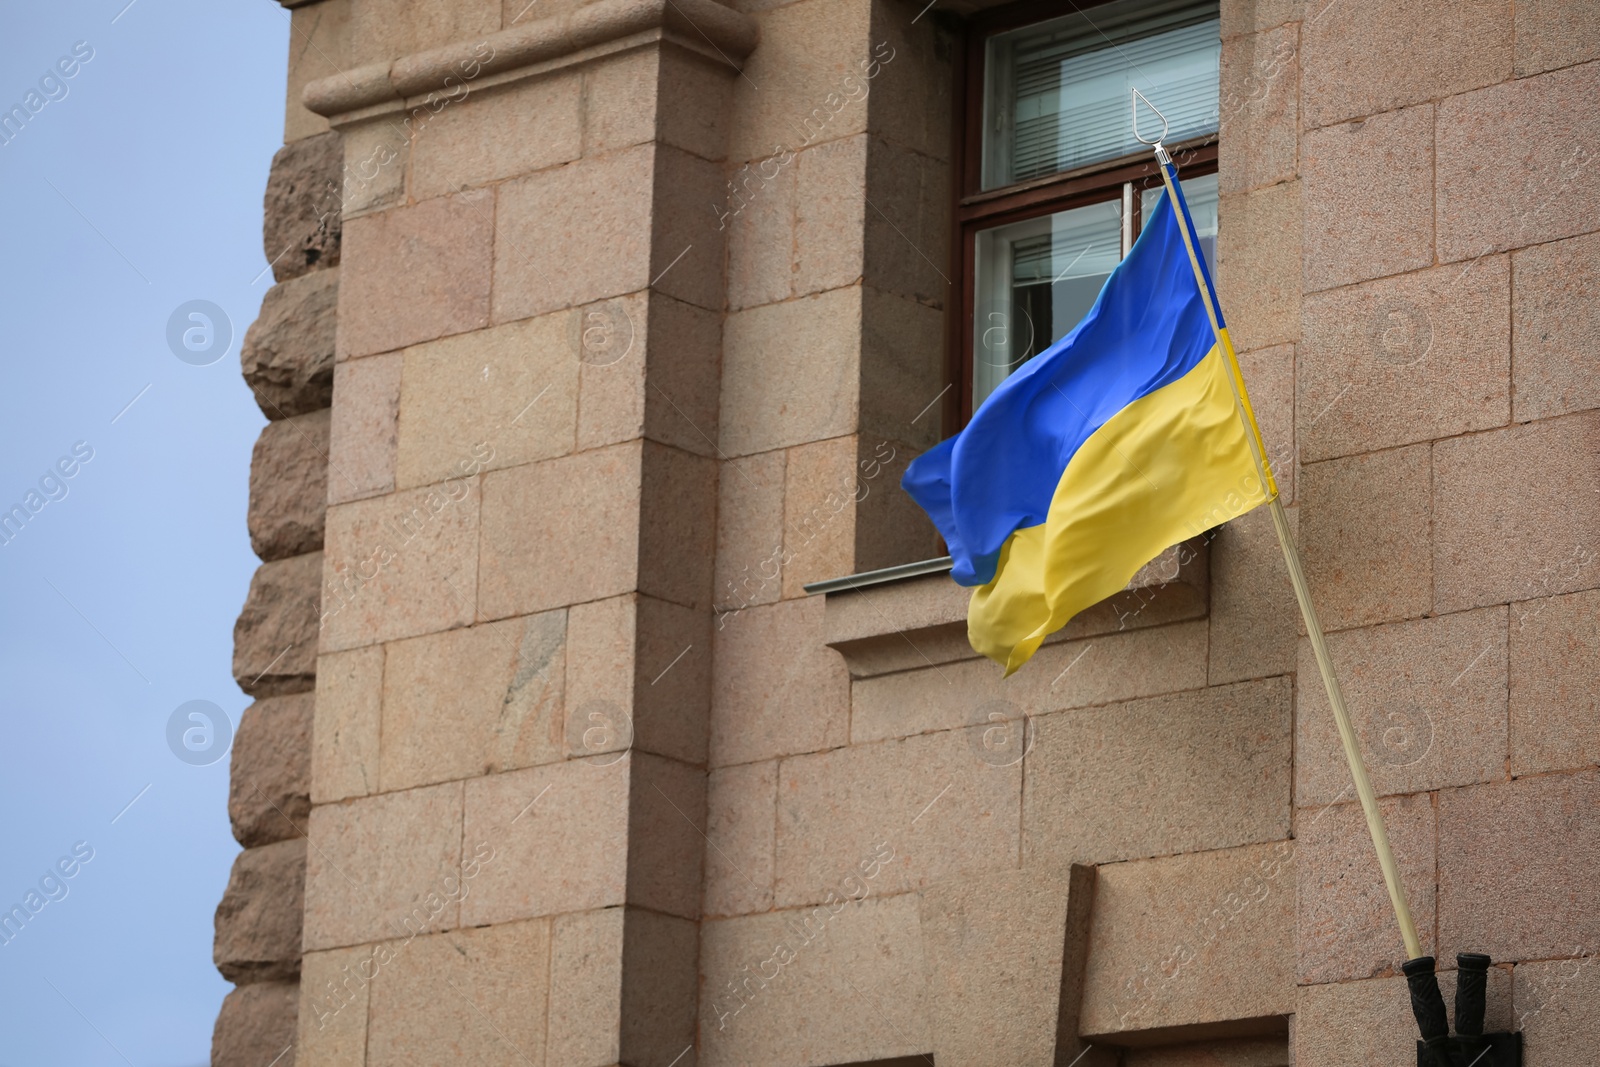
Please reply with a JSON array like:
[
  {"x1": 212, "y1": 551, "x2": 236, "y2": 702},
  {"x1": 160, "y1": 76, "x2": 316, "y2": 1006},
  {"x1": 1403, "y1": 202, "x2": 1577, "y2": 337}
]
[{"x1": 802, "y1": 556, "x2": 955, "y2": 596}]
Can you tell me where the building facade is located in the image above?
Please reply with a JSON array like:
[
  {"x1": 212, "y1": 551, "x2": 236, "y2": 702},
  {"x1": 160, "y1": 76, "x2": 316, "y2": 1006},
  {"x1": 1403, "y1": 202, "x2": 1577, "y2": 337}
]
[{"x1": 211, "y1": 0, "x2": 1600, "y2": 1063}]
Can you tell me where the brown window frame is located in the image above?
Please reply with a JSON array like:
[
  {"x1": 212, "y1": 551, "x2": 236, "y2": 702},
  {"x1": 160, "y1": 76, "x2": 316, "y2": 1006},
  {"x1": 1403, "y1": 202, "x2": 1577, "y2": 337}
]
[{"x1": 944, "y1": 0, "x2": 1220, "y2": 430}]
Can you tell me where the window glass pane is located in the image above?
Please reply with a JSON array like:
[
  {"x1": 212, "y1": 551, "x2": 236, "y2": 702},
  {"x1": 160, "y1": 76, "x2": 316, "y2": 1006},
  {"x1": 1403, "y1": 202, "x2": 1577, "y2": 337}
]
[
  {"x1": 983, "y1": 0, "x2": 1220, "y2": 190},
  {"x1": 973, "y1": 198, "x2": 1123, "y2": 408},
  {"x1": 1142, "y1": 171, "x2": 1217, "y2": 276}
]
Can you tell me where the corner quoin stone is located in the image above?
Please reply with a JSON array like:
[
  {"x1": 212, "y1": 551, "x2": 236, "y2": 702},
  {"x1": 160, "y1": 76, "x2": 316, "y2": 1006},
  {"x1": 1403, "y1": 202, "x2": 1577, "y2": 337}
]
[{"x1": 263, "y1": 129, "x2": 343, "y2": 283}]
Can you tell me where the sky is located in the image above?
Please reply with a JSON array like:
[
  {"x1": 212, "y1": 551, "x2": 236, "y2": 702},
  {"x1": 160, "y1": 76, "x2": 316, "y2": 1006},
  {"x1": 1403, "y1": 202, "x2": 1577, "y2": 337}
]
[{"x1": 0, "y1": 2, "x2": 289, "y2": 1063}]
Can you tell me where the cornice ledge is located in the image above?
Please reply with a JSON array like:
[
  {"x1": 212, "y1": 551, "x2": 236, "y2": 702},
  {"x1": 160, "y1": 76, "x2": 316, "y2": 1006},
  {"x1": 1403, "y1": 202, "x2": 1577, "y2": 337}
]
[{"x1": 303, "y1": 0, "x2": 758, "y2": 120}]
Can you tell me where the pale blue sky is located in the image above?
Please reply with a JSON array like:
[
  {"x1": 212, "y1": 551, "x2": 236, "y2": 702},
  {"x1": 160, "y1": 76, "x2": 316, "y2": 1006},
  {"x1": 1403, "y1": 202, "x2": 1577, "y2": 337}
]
[{"x1": 0, "y1": 2, "x2": 289, "y2": 1063}]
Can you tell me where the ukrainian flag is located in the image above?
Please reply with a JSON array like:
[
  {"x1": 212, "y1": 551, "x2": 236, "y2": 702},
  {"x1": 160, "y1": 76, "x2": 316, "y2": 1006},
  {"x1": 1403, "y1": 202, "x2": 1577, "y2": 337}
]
[{"x1": 903, "y1": 182, "x2": 1276, "y2": 676}]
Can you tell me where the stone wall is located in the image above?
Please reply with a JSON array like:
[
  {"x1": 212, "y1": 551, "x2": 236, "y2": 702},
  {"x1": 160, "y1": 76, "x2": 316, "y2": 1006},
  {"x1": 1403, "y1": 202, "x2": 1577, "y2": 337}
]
[
  {"x1": 214, "y1": 0, "x2": 1600, "y2": 1063},
  {"x1": 212, "y1": 27, "x2": 346, "y2": 1063}
]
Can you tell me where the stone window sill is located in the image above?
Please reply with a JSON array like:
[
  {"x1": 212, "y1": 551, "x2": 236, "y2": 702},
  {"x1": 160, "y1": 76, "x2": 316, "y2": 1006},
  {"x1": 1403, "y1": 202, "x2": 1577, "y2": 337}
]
[{"x1": 808, "y1": 537, "x2": 1209, "y2": 678}]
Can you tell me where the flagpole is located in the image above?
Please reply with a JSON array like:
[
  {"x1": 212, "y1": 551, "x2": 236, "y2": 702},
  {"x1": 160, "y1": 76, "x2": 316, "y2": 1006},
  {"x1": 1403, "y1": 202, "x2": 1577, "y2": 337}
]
[{"x1": 1146, "y1": 137, "x2": 1424, "y2": 962}]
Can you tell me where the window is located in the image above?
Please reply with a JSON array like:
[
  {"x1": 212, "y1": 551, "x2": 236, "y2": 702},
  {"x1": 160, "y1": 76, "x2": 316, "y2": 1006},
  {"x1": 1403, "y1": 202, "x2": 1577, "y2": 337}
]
[{"x1": 957, "y1": 0, "x2": 1222, "y2": 414}]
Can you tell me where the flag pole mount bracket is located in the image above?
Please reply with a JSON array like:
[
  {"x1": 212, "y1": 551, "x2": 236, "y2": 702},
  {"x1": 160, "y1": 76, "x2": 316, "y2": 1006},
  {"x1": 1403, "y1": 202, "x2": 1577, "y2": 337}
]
[{"x1": 1406, "y1": 954, "x2": 1523, "y2": 1067}]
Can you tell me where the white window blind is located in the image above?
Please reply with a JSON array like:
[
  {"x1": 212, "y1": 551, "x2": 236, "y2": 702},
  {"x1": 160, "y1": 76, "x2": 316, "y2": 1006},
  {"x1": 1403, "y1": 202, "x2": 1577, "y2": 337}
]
[{"x1": 983, "y1": 0, "x2": 1220, "y2": 190}]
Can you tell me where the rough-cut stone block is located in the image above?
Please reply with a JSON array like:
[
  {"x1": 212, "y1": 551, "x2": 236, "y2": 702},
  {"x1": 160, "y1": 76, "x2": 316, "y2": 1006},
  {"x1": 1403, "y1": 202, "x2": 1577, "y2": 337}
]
[
  {"x1": 1298, "y1": 445, "x2": 1431, "y2": 631},
  {"x1": 709, "y1": 595, "x2": 849, "y2": 767},
  {"x1": 1510, "y1": 586, "x2": 1600, "y2": 775},
  {"x1": 493, "y1": 144, "x2": 653, "y2": 323},
  {"x1": 250, "y1": 409, "x2": 330, "y2": 562},
  {"x1": 627, "y1": 752, "x2": 707, "y2": 919},
  {"x1": 327, "y1": 352, "x2": 400, "y2": 505},
  {"x1": 477, "y1": 442, "x2": 640, "y2": 621},
  {"x1": 311, "y1": 646, "x2": 380, "y2": 804},
  {"x1": 213, "y1": 980, "x2": 298, "y2": 1067},
  {"x1": 548, "y1": 907, "x2": 624, "y2": 1067},
  {"x1": 780, "y1": 435, "x2": 858, "y2": 598},
  {"x1": 410, "y1": 71, "x2": 582, "y2": 200},
  {"x1": 234, "y1": 552, "x2": 323, "y2": 697},
  {"x1": 1295, "y1": 607, "x2": 1508, "y2": 806},
  {"x1": 1210, "y1": 504, "x2": 1297, "y2": 685},
  {"x1": 1299, "y1": 0, "x2": 1509, "y2": 129},
  {"x1": 1027, "y1": 678, "x2": 1291, "y2": 867},
  {"x1": 714, "y1": 449, "x2": 785, "y2": 613},
  {"x1": 241, "y1": 269, "x2": 338, "y2": 420},
  {"x1": 705, "y1": 760, "x2": 776, "y2": 917},
  {"x1": 1301, "y1": 105, "x2": 1433, "y2": 293},
  {"x1": 1218, "y1": 23, "x2": 1298, "y2": 194},
  {"x1": 264, "y1": 130, "x2": 342, "y2": 282},
  {"x1": 347, "y1": 0, "x2": 499, "y2": 66},
  {"x1": 863, "y1": 137, "x2": 949, "y2": 308},
  {"x1": 230, "y1": 691, "x2": 313, "y2": 847},
  {"x1": 1433, "y1": 411, "x2": 1600, "y2": 613},
  {"x1": 775, "y1": 727, "x2": 1020, "y2": 907},
  {"x1": 460, "y1": 759, "x2": 630, "y2": 927},
  {"x1": 1080, "y1": 842, "x2": 1295, "y2": 1037},
  {"x1": 1438, "y1": 771, "x2": 1600, "y2": 963},
  {"x1": 1299, "y1": 258, "x2": 1510, "y2": 460},
  {"x1": 337, "y1": 190, "x2": 493, "y2": 359},
  {"x1": 284, "y1": 0, "x2": 348, "y2": 143},
  {"x1": 381, "y1": 612, "x2": 566, "y2": 791},
  {"x1": 851, "y1": 619, "x2": 1209, "y2": 744},
  {"x1": 727, "y1": 0, "x2": 872, "y2": 165},
  {"x1": 1217, "y1": 181, "x2": 1299, "y2": 353},
  {"x1": 1295, "y1": 794, "x2": 1435, "y2": 983},
  {"x1": 720, "y1": 285, "x2": 861, "y2": 456},
  {"x1": 302, "y1": 782, "x2": 464, "y2": 951},
  {"x1": 698, "y1": 894, "x2": 930, "y2": 1067},
  {"x1": 1515, "y1": 0, "x2": 1600, "y2": 76},
  {"x1": 298, "y1": 946, "x2": 368, "y2": 1066},
  {"x1": 1515, "y1": 956, "x2": 1600, "y2": 1063},
  {"x1": 1436, "y1": 62, "x2": 1600, "y2": 262},
  {"x1": 364, "y1": 920, "x2": 549, "y2": 1067},
  {"x1": 726, "y1": 149, "x2": 798, "y2": 311},
  {"x1": 638, "y1": 441, "x2": 718, "y2": 611},
  {"x1": 214, "y1": 838, "x2": 307, "y2": 983},
  {"x1": 319, "y1": 479, "x2": 480, "y2": 651},
  {"x1": 1512, "y1": 230, "x2": 1600, "y2": 422},
  {"x1": 919, "y1": 862, "x2": 1095, "y2": 1067},
  {"x1": 395, "y1": 313, "x2": 577, "y2": 490}
]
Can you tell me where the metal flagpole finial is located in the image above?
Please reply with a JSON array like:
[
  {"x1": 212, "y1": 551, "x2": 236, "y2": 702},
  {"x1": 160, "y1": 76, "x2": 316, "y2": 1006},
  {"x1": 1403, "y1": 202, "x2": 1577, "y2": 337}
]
[{"x1": 1131, "y1": 88, "x2": 1171, "y2": 162}]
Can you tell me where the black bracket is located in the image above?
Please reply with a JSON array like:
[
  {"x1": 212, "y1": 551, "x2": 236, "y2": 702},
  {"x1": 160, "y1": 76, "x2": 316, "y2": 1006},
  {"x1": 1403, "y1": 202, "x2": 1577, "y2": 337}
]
[
  {"x1": 1405, "y1": 953, "x2": 1523, "y2": 1067},
  {"x1": 1413, "y1": 1031, "x2": 1522, "y2": 1067}
]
